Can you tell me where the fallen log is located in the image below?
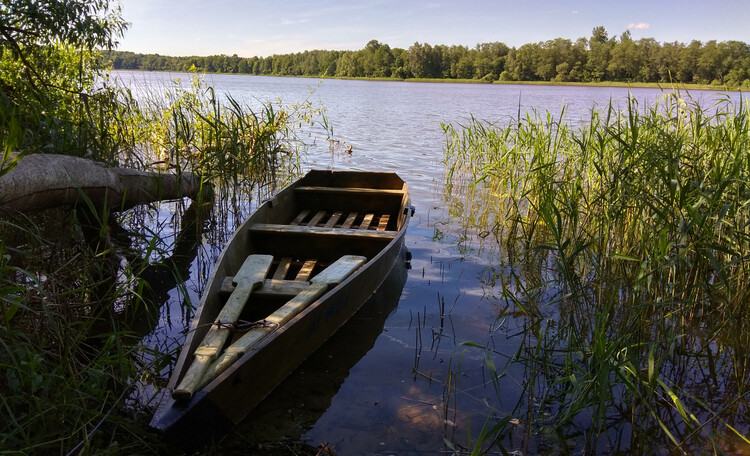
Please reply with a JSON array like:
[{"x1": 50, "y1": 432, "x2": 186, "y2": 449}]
[{"x1": 0, "y1": 153, "x2": 211, "y2": 213}]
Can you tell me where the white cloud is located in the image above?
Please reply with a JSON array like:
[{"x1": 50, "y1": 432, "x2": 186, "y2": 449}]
[{"x1": 626, "y1": 22, "x2": 650, "y2": 30}]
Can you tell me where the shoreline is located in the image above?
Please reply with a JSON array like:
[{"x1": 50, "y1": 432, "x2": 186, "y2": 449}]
[{"x1": 108, "y1": 68, "x2": 743, "y2": 92}]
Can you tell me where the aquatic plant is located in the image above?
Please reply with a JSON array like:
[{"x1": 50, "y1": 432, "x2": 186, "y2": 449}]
[
  {"x1": 0, "y1": 84, "x2": 327, "y2": 453},
  {"x1": 130, "y1": 74, "x2": 328, "y2": 186},
  {"x1": 1, "y1": 2, "x2": 331, "y2": 452},
  {"x1": 442, "y1": 92, "x2": 750, "y2": 453},
  {"x1": 0, "y1": 210, "x2": 164, "y2": 454}
]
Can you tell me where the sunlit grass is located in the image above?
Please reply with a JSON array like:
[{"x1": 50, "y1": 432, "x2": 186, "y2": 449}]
[
  {"x1": 116, "y1": 73, "x2": 330, "y2": 194},
  {"x1": 0, "y1": 73, "x2": 329, "y2": 454},
  {"x1": 442, "y1": 92, "x2": 750, "y2": 453}
]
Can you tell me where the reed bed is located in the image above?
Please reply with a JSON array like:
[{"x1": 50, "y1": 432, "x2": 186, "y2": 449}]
[
  {"x1": 0, "y1": 210, "x2": 167, "y2": 454},
  {"x1": 442, "y1": 93, "x2": 750, "y2": 453},
  {"x1": 116, "y1": 73, "x2": 329, "y2": 192},
  {"x1": 0, "y1": 73, "x2": 328, "y2": 454}
]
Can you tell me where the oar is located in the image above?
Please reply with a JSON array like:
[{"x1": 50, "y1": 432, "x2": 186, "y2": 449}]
[
  {"x1": 172, "y1": 254, "x2": 273, "y2": 400},
  {"x1": 197, "y1": 255, "x2": 367, "y2": 390}
]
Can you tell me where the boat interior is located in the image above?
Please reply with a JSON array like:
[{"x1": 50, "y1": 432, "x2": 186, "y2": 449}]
[
  {"x1": 223, "y1": 176, "x2": 409, "y2": 323},
  {"x1": 170, "y1": 171, "x2": 411, "y2": 400}
]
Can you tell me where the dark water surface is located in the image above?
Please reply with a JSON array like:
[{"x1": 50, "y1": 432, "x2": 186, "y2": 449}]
[{"x1": 114, "y1": 72, "x2": 747, "y2": 454}]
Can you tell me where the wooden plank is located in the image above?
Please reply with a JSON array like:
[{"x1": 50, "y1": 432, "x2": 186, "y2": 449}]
[
  {"x1": 295, "y1": 186, "x2": 404, "y2": 196},
  {"x1": 290, "y1": 210, "x2": 310, "y2": 225},
  {"x1": 173, "y1": 254, "x2": 273, "y2": 400},
  {"x1": 300, "y1": 170, "x2": 405, "y2": 190},
  {"x1": 249, "y1": 223, "x2": 398, "y2": 240},
  {"x1": 256, "y1": 279, "x2": 311, "y2": 297},
  {"x1": 199, "y1": 255, "x2": 367, "y2": 388},
  {"x1": 310, "y1": 255, "x2": 366, "y2": 286},
  {"x1": 341, "y1": 212, "x2": 357, "y2": 229},
  {"x1": 376, "y1": 214, "x2": 390, "y2": 231},
  {"x1": 307, "y1": 210, "x2": 327, "y2": 227},
  {"x1": 272, "y1": 257, "x2": 292, "y2": 280},
  {"x1": 294, "y1": 182, "x2": 406, "y2": 217},
  {"x1": 219, "y1": 276, "x2": 235, "y2": 295},
  {"x1": 295, "y1": 260, "x2": 316, "y2": 281},
  {"x1": 266, "y1": 283, "x2": 327, "y2": 325},
  {"x1": 324, "y1": 211, "x2": 343, "y2": 228},
  {"x1": 220, "y1": 278, "x2": 311, "y2": 298},
  {"x1": 359, "y1": 213, "x2": 374, "y2": 230},
  {"x1": 230, "y1": 255, "x2": 274, "y2": 288}
]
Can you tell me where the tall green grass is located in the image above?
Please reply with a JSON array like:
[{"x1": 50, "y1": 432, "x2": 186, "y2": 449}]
[
  {"x1": 0, "y1": 73, "x2": 329, "y2": 454},
  {"x1": 133, "y1": 75, "x2": 316, "y2": 184},
  {"x1": 0, "y1": 210, "x2": 169, "y2": 454},
  {"x1": 442, "y1": 93, "x2": 750, "y2": 453}
]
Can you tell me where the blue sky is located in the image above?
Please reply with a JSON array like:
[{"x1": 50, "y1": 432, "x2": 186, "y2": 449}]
[{"x1": 116, "y1": 0, "x2": 750, "y2": 57}]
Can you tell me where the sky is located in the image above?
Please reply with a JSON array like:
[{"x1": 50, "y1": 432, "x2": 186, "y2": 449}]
[{"x1": 115, "y1": 0, "x2": 750, "y2": 57}]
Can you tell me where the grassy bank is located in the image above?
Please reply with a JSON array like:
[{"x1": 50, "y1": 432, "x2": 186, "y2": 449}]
[
  {"x1": 0, "y1": 74, "x2": 328, "y2": 455},
  {"x1": 442, "y1": 93, "x2": 750, "y2": 453},
  {"x1": 492, "y1": 79, "x2": 738, "y2": 91},
  {"x1": 114, "y1": 69, "x2": 744, "y2": 91}
]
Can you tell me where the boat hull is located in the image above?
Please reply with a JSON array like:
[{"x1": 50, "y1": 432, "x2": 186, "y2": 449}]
[{"x1": 149, "y1": 170, "x2": 412, "y2": 450}]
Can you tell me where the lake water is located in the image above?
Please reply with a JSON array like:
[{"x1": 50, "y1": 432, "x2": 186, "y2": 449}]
[{"x1": 113, "y1": 71, "x2": 747, "y2": 455}]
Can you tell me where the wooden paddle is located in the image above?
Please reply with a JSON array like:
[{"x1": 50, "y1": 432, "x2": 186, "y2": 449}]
[
  {"x1": 196, "y1": 255, "x2": 367, "y2": 390},
  {"x1": 172, "y1": 254, "x2": 273, "y2": 400}
]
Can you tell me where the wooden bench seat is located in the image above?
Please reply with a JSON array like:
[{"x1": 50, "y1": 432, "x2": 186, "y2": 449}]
[
  {"x1": 220, "y1": 257, "x2": 322, "y2": 297},
  {"x1": 220, "y1": 278, "x2": 313, "y2": 298},
  {"x1": 288, "y1": 209, "x2": 392, "y2": 231},
  {"x1": 293, "y1": 186, "x2": 405, "y2": 220},
  {"x1": 249, "y1": 223, "x2": 398, "y2": 240},
  {"x1": 294, "y1": 186, "x2": 404, "y2": 197}
]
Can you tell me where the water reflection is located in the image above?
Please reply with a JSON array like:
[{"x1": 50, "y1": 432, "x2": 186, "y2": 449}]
[
  {"x1": 226, "y1": 248, "x2": 410, "y2": 453},
  {"x1": 110, "y1": 72, "x2": 748, "y2": 454}
]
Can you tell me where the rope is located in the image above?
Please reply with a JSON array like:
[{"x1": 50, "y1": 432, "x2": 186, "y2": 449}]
[
  {"x1": 190, "y1": 318, "x2": 280, "y2": 333},
  {"x1": 234, "y1": 319, "x2": 279, "y2": 331}
]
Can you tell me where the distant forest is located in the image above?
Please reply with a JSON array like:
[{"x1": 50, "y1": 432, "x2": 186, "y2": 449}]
[{"x1": 102, "y1": 27, "x2": 750, "y2": 87}]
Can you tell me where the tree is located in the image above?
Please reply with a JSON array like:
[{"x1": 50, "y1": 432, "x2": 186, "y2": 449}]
[
  {"x1": 507, "y1": 43, "x2": 541, "y2": 81},
  {"x1": 539, "y1": 38, "x2": 573, "y2": 81},
  {"x1": 481, "y1": 42, "x2": 510, "y2": 77},
  {"x1": 677, "y1": 40, "x2": 702, "y2": 83},
  {"x1": 590, "y1": 26, "x2": 609, "y2": 46},
  {"x1": 0, "y1": 0, "x2": 126, "y2": 99},
  {"x1": 335, "y1": 51, "x2": 360, "y2": 77},
  {"x1": 407, "y1": 42, "x2": 441, "y2": 78},
  {"x1": 608, "y1": 31, "x2": 638, "y2": 80},
  {"x1": 321, "y1": 50, "x2": 339, "y2": 76},
  {"x1": 655, "y1": 41, "x2": 683, "y2": 82},
  {"x1": 360, "y1": 40, "x2": 382, "y2": 76},
  {"x1": 1, "y1": 153, "x2": 208, "y2": 213},
  {"x1": 697, "y1": 40, "x2": 723, "y2": 83},
  {"x1": 92, "y1": 34, "x2": 750, "y2": 87},
  {"x1": 373, "y1": 45, "x2": 394, "y2": 77},
  {"x1": 586, "y1": 26, "x2": 612, "y2": 81},
  {"x1": 456, "y1": 55, "x2": 476, "y2": 79},
  {"x1": 391, "y1": 48, "x2": 410, "y2": 78},
  {"x1": 636, "y1": 37, "x2": 659, "y2": 82},
  {"x1": 1, "y1": 0, "x2": 129, "y2": 163}
]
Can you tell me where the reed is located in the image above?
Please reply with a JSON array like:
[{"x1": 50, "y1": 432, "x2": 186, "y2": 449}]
[
  {"x1": 0, "y1": 72, "x2": 329, "y2": 454},
  {"x1": 442, "y1": 92, "x2": 750, "y2": 453},
  {"x1": 126, "y1": 74, "x2": 328, "y2": 193},
  {"x1": 0, "y1": 211, "x2": 167, "y2": 454}
]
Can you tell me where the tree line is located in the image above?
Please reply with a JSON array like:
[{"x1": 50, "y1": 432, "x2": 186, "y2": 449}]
[{"x1": 102, "y1": 27, "x2": 750, "y2": 87}]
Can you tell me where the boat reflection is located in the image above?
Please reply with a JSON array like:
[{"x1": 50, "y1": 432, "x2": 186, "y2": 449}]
[{"x1": 226, "y1": 245, "x2": 409, "y2": 448}]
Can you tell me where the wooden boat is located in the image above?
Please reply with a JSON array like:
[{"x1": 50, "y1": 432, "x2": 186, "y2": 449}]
[
  {"x1": 241, "y1": 256, "x2": 408, "y2": 442},
  {"x1": 149, "y1": 169, "x2": 413, "y2": 449}
]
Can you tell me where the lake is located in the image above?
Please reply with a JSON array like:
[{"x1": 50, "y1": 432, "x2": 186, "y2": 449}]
[{"x1": 113, "y1": 71, "x2": 748, "y2": 454}]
